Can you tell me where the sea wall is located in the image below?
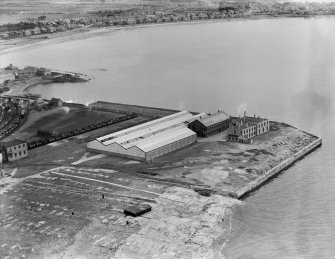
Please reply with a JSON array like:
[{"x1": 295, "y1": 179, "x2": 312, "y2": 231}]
[{"x1": 234, "y1": 137, "x2": 322, "y2": 199}]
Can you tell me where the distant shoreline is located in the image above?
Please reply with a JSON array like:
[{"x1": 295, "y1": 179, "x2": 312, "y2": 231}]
[{"x1": 1, "y1": 14, "x2": 332, "y2": 56}]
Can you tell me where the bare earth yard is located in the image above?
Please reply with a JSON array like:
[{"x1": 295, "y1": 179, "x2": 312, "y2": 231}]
[{"x1": 0, "y1": 120, "x2": 318, "y2": 258}]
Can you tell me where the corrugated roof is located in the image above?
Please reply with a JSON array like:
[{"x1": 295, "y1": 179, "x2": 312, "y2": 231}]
[
  {"x1": 98, "y1": 111, "x2": 195, "y2": 146},
  {"x1": 91, "y1": 110, "x2": 198, "y2": 153},
  {"x1": 137, "y1": 126, "x2": 195, "y2": 152},
  {"x1": 196, "y1": 111, "x2": 230, "y2": 127},
  {"x1": 185, "y1": 112, "x2": 208, "y2": 123}
]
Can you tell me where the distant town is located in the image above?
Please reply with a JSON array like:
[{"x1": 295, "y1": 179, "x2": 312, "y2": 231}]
[{"x1": 1, "y1": 1, "x2": 335, "y2": 40}]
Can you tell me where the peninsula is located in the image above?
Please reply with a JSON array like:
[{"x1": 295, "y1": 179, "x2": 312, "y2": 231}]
[
  {"x1": 0, "y1": 64, "x2": 89, "y2": 96},
  {"x1": 0, "y1": 91, "x2": 321, "y2": 258}
]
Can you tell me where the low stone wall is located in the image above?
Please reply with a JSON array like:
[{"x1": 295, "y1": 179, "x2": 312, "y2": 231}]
[{"x1": 234, "y1": 137, "x2": 322, "y2": 199}]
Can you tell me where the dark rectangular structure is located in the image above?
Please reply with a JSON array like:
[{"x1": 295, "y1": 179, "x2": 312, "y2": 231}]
[
  {"x1": 188, "y1": 111, "x2": 231, "y2": 137},
  {"x1": 124, "y1": 204, "x2": 152, "y2": 217}
]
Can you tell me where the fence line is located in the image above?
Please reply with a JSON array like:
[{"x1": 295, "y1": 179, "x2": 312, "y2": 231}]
[{"x1": 28, "y1": 113, "x2": 138, "y2": 149}]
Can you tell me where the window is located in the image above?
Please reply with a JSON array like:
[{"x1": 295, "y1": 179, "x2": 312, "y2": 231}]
[
  {"x1": 19, "y1": 151, "x2": 21, "y2": 156},
  {"x1": 18, "y1": 144, "x2": 20, "y2": 148},
  {"x1": 14, "y1": 153, "x2": 17, "y2": 157},
  {"x1": 23, "y1": 150, "x2": 26, "y2": 154}
]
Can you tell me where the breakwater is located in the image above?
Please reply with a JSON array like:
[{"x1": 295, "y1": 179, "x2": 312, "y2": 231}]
[{"x1": 234, "y1": 137, "x2": 322, "y2": 199}]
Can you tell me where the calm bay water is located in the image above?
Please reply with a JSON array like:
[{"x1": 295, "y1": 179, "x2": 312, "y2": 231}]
[{"x1": 1, "y1": 17, "x2": 335, "y2": 258}]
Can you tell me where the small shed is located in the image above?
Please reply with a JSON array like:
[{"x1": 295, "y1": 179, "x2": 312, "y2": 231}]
[{"x1": 124, "y1": 204, "x2": 152, "y2": 217}]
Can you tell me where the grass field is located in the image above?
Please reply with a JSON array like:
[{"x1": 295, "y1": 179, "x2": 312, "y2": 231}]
[{"x1": 9, "y1": 107, "x2": 121, "y2": 142}]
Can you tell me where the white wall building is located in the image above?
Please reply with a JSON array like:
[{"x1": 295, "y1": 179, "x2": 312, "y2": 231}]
[
  {"x1": 1, "y1": 139, "x2": 28, "y2": 162},
  {"x1": 87, "y1": 111, "x2": 198, "y2": 162}
]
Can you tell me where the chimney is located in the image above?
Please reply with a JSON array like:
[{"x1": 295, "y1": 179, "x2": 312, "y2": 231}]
[
  {"x1": 244, "y1": 111, "x2": 246, "y2": 118},
  {"x1": 254, "y1": 114, "x2": 256, "y2": 118}
]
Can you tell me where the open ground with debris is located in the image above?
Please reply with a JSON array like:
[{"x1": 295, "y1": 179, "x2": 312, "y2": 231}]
[
  {"x1": 0, "y1": 117, "x2": 319, "y2": 258},
  {"x1": 0, "y1": 165, "x2": 240, "y2": 259},
  {"x1": 81, "y1": 121, "x2": 318, "y2": 195}
]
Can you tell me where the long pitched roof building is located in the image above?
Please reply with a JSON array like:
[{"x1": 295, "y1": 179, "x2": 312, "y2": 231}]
[{"x1": 87, "y1": 111, "x2": 198, "y2": 162}]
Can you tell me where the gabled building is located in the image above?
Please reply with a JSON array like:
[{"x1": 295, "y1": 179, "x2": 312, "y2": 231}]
[
  {"x1": 36, "y1": 68, "x2": 52, "y2": 77},
  {"x1": 188, "y1": 111, "x2": 231, "y2": 137},
  {"x1": 49, "y1": 98, "x2": 63, "y2": 107},
  {"x1": 87, "y1": 111, "x2": 198, "y2": 162},
  {"x1": 1, "y1": 139, "x2": 28, "y2": 162},
  {"x1": 227, "y1": 112, "x2": 270, "y2": 144}
]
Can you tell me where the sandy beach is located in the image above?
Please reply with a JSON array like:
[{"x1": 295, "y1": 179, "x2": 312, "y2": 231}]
[{"x1": 0, "y1": 17, "x2": 280, "y2": 57}]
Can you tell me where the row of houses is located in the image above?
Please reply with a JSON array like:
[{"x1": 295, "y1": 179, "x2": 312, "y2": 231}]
[
  {"x1": 0, "y1": 24, "x2": 83, "y2": 39},
  {"x1": 0, "y1": 8, "x2": 251, "y2": 40}
]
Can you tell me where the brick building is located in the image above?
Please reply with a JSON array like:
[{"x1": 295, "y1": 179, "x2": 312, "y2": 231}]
[
  {"x1": 1, "y1": 139, "x2": 28, "y2": 162},
  {"x1": 227, "y1": 112, "x2": 270, "y2": 144},
  {"x1": 188, "y1": 111, "x2": 231, "y2": 137}
]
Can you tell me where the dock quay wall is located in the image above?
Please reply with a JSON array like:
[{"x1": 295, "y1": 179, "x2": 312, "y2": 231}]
[{"x1": 234, "y1": 137, "x2": 322, "y2": 199}]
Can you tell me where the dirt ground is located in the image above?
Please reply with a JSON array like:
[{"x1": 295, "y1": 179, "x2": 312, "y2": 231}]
[
  {"x1": 0, "y1": 165, "x2": 240, "y2": 259},
  {"x1": 80, "y1": 121, "x2": 317, "y2": 195},
  {"x1": 0, "y1": 119, "x2": 318, "y2": 258}
]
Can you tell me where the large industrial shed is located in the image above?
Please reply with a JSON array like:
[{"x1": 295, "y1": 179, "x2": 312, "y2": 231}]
[{"x1": 87, "y1": 111, "x2": 198, "y2": 162}]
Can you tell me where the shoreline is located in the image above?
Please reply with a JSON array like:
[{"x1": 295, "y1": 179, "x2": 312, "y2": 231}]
[
  {"x1": 1, "y1": 15, "x2": 332, "y2": 57},
  {"x1": 234, "y1": 136, "x2": 322, "y2": 199}
]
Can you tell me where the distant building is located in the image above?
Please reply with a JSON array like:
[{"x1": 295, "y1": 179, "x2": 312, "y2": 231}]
[
  {"x1": 49, "y1": 98, "x2": 63, "y2": 107},
  {"x1": 1, "y1": 139, "x2": 28, "y2": 162},
  {"x1": 188, "y1": 111, "x2": 231, "y2": 137},
  {"x1": 36, "y1": 68, "x2": 52, "y2": 77},
  {"x1": 31, "y1": 27, "x2": 41, "y2": 35},
  {"x1": 5, "y1": 64, "x2": 18, "y2": 71},
  {"x1": 47, "y1": 26, "x2": 56, "y2": 33},
  {"x1": 41, "y1": 27, "x2": 47, "y2": 34},
  {"x1": 0, "y1": 33, "x2": 9, "y2": 39},
  {"x1": 127, "y1": 18, "x2": 136, "y2": 25},
  {"x1": 32, "y1": 98, "x2": 45, "y2": 108},
  {"x1": 37, "y1": 129, "x2": 58, "y2": 139},
  {"x1": 227, "y1": 112, "x2": 270, "y2": 144},
  {"x1": 17, "y1": 66, "x2": 38, "y2": 79},
  {"x1": 56, "y1": 26, "x2": 67, "y2": 32},
  {"x1": 23, "y1": 29, "x2": 31, "y2": 37}
]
